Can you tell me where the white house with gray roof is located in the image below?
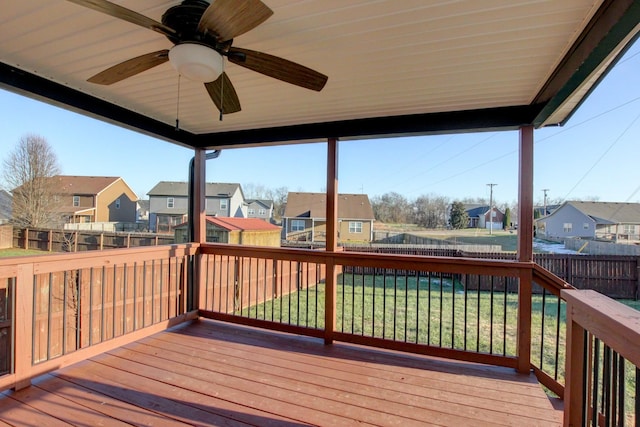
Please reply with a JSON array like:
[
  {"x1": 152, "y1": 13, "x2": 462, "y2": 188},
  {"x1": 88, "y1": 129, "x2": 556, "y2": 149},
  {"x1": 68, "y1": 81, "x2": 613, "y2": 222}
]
[
  {"x1": 147, "y1": 181, "x2": 246, "y2": 233},
  {"x1": 536, "y1": 201, "x2": 640, "y2": 242}
]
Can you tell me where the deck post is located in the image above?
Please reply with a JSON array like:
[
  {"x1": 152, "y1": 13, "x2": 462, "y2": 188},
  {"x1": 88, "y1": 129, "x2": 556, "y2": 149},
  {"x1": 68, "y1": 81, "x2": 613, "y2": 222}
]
[
  {"x1": 193, "y1": 148, "x2": 206, "y2": 312},
  {"x1": 14, "y1": 263, "x2": 34, "y2": 390},
  {"x1": 562, "y1": 294, "x2": 586, "y2": 427},
  {"x1": 517, "y1": 125, "x2": 534, "y2": 373},
  {"x1": 324, "y1": 138, "x2": 339, "y2": 345}
]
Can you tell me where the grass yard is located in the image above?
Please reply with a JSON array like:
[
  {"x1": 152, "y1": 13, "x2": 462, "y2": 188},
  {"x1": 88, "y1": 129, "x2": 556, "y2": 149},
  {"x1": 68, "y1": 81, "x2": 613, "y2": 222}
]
[
  {"x1": 0, "y1": 248, "x2": 46, "y2": 258},
  {"x1": 241, "y1": 273, "x2": 563, "y2": 376}
]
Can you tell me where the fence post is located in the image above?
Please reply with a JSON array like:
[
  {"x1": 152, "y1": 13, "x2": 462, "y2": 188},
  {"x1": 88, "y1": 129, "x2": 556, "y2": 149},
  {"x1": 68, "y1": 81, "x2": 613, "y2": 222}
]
[
  {"x1": 74, "y1": 231, "x2": 78, "y2": 252},
  {"x1": 99, "y1": 233, "x2": 104, "y2": 250},
  {"x1": 24, "y1": 228, "x2": 29, "y2": 249},
  {"x1": 48, "y1": 230, "x2": 53, "y2": 252}
]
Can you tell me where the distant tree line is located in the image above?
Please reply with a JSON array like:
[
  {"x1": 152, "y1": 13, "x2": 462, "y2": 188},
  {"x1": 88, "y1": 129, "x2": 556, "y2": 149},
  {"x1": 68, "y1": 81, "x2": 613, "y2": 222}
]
[{"x1": 371, "y1": 192, "x2": 519, "y2": 229}]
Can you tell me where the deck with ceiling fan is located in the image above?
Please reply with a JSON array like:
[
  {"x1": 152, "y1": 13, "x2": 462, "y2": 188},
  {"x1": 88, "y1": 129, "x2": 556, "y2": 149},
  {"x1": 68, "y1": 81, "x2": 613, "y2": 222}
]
[{"x1": 1, "y1": 1, "x2": 640, "y2": 426}]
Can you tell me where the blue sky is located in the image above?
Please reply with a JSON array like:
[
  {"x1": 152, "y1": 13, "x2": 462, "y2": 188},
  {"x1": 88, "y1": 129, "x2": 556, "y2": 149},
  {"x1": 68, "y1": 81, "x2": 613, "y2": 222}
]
[{"x1": 1, "y1": 41, "x2": 639, "y2": 206}]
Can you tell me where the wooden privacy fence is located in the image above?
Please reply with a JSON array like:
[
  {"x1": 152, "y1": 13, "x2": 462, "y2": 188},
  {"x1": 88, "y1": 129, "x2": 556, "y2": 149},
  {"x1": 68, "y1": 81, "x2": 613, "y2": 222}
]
[
  {"x1": 13, "y1": 227, "x2": 174, "y2": 252},
  {"x1": 344, "y1": 246, "x2": 640, "y2": 299}
]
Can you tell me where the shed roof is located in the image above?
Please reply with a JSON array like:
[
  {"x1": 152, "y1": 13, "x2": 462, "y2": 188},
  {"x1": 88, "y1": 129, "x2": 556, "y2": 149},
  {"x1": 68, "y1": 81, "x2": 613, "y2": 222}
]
[
  {"x1": 2, "y1": 1, "x2": 638, "y2": 148},
  {"x1": 284, "y1": 192, "x2": 374, "y2": 220}
]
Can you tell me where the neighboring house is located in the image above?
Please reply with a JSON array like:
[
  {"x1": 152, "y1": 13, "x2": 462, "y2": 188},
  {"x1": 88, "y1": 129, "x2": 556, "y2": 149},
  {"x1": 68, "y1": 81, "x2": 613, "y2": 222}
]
[
  {"x1": 148, "y1": 181, "x2": 245, "y2": 233},
  {"x1": 245, "y1": 199, "x2": 274, "y2": 222},
  {"x1": 174, "y1": 216, "x2": 281, "y2": 246},
  {"x1": 137, "y1": 199, "x2": 150, "y2": 222},
  {"x1": 534, "y1": 204, "x2": 561, "y2": 218},
  {"x1": 283, "y1": 192, "x2": 375, "y2": 243},
  {"x1": 0, "y1": 190, "x2": 12, "y2": 224},
  {"x1": 53, "y1": 176, "x2": 137, "y2": 224},
  {"x1": 464, "y1": 204, "x2": 504, "y2": 230},
  {"x1": 536, "y1": 201, "x2": 640, "y2": 242}
]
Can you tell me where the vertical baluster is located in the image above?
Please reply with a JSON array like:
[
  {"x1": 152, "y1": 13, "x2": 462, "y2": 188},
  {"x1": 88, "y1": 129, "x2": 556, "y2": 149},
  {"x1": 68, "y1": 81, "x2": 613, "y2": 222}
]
[
  {"x1": 464, "y1": 273, "x2": 468, "y2": 351},
  {"x1": 554, "y1": 297, "x2": 562, "y2": 380},
  {"x1": 439, "y1": 272, "x2": 443, "y2": 347},
  {"x1": 382, "y1": 270, "x2": 387, "y2": 339},
  {"x1": 415, "y1": 271, "x2": 420, "y2": 344},
  {"x1": 540, "y1": 288, "x2": 547, "y2": 369},
  {"x1": 62, "y1": 271, "x2": 68, "y2": 355},
  {"x1": 361, "y1": 268, "x2": 366, "y2": 336},
  {"x1": 502, "y1": 276, "x2": 507, "y2": 356},
  {"x1": 476, "y1": 273, "x2": 481, "y2": 352},
  {"x1": 592, "y1": 338, "x2": 600, "y2": 427},
  {"x1": 489, "y1": 275, "x2": 494, "y2": 354},
  {"x1": 451, "y1": 272, "x2": 456, "y2": 349},
  {"x1": 46, "y1": 272, "x2": 52, "y2": 361}
]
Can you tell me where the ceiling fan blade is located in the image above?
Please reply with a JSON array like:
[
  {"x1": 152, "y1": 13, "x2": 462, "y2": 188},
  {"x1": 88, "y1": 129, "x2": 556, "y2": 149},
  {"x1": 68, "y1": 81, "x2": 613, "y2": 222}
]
[
  {"x1": 228, "y1": 48, "x2": 328, "y2": 91},
  {"x1": 88, "y1": 50, "x2": 169, "y2": 85},
  {"x1": 198, "y1": 0, "x2": 273, "y2": 42},
  {"x1": 205, "y1": 73, "x2": 242, "y2": 114},
  {"x1": 66, "y1": 0, "x2": 176, "y2": 37}
]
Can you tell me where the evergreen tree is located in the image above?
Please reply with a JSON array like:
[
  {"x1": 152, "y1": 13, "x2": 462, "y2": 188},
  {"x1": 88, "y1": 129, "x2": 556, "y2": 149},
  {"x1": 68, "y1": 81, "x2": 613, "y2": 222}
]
[{"x1": 449, "y1": 201, "x2": 468, "y2": 229}]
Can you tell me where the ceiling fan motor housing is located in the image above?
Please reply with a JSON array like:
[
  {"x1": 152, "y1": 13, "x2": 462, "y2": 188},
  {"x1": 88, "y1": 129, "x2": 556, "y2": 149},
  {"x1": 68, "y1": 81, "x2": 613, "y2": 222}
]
[{"x1": 162, "y1": 0, "x2": 219, "y2": 47}]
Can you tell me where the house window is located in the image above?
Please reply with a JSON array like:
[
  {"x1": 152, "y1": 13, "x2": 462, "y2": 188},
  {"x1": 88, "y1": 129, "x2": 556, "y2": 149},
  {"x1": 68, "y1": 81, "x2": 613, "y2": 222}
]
[
  {"x1": 259, "y1": 208, "x2": 266, "y2": 216},
  {"x1": 563, "y1": 223, "x2": 572, "y2": 233},
  {"x1": 220, "y1": 199, "x2": 228, "y2": 210},
  {"x1": 115, "y1": 198, "x2": 120, "y2": 209},
  {"x1": 349, "y1": 221, "x2": 363, "y2": 233},
  {"x1": 167, "y1": 197, "x2": 174, "y2": 208},
  {"x1": 623, "y1": 224, "x2": 635, "y2": 234},
  {"x1": 583, "y1": 223, "x2": 589, "y2": 230},
  {"x1": 291, "y1": 219, "x2": 305, "y2": 232},
  {"x1": 248, "y1": 208, "x2": 255, "y2": 215},
  {"x1": 73, "y1": 196, "x2": 80, "y2": 207}
]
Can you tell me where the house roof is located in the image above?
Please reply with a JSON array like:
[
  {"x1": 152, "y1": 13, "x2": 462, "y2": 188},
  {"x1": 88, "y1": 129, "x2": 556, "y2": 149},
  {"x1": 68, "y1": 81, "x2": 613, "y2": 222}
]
[
  {"x1": 207, "y1": 217, "x2": 280, "y2": 232},
  {"x1": 2, "y1": 2, "x2": 638, "y2": 149},
  {"x1": 147, "y1": 181, "x2": 242, "y2": 197},
  {"x1": 284, "y1": 192, "x2": 374, "y2": 220},
  {"x1": 176, "y1": 216, "x2": 280, "y2": 231},
  {"x1": 53, "y1": 176, "x2": 120, "y2": 195},
  {"x1": 563, "y1": 201, "x2": 640, "y2": 224},
  {"x1": 246, "y1": 199, "x2": 273, "y2": 209},
  {"x1": 0, "y1": 189, "x2": 12, "y2": 221}
]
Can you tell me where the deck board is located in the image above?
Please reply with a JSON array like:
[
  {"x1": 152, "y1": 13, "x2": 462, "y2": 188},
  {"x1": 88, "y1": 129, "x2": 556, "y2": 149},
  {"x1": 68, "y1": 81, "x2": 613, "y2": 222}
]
[{"x1": 0, "y1": 319, "x2": 563, "y2": 426}]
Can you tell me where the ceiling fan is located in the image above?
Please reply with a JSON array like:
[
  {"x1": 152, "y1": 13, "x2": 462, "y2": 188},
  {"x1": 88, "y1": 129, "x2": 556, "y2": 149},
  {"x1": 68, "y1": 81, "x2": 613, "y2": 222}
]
[{"x1": 69, "y1": 0, "x2": 328, "y2": 116}]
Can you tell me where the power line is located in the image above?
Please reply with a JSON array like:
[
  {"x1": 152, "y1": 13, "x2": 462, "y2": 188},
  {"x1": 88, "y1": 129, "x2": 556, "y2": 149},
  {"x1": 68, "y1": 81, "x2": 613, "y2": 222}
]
[{"x1": 561, "y1": 110, "x2": 640, "y2": 201}]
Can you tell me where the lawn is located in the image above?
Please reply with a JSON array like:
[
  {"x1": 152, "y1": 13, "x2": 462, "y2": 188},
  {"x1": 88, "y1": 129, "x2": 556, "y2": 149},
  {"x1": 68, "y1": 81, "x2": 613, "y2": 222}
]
[
  {"x1": 410, "y1": 228, "x2": 519, "y2": 251},
  {"x1": 0, "y1": 248, "x2": 47, "y2": 258}
]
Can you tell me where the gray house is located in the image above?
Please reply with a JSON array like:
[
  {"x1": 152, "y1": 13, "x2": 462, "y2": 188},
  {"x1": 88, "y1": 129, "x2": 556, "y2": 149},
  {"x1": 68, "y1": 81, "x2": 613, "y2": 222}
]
[
  {"x1": 148, "y1": 181, "x2": 246, "y2": 233},
  {"x1": 536, "y1": 201, "x2": 640, "y2": 242},
  {"x1": 0, "y1": 190, "x2": 12, "y2": 224},
  {"x1": 245, "y1": 199, "x2": 274, "y2": 222}
]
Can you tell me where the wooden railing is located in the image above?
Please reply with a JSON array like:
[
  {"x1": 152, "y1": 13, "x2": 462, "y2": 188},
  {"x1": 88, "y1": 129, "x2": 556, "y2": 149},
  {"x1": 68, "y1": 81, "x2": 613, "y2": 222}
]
[
  {"x1": 0, "y1": 244, "x2": 198, "y2": 391},
  {"x1": 563, "y1": 290, "x2": 639, "y2": 427},
  {"x1": 531, "y1": 264, "x2": 575, "y2": 398},
  {"x1": 5, "y1": 241, "x2": 635, "y2": 426},
  {"x1": 198, "y1": 244, "x2": 554, "y2": 371}
]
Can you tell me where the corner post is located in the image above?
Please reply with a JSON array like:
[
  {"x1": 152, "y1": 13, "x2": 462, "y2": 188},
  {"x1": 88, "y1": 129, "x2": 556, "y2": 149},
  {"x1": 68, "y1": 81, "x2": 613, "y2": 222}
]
[
  {"x1": 562, "y1": 292, "x2": 586, "y2": 427},
  {"x1": 517, "y1": 125, "x2": 534, "y2": 373},
  {"x1": 324, "y1": 138, "x2": 339, "y2": 344}
]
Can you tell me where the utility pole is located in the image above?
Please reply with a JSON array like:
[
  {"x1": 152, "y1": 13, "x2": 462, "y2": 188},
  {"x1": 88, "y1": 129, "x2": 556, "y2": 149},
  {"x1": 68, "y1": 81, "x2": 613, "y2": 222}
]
[
  {"x1": 542, "y1": 189, "x2": 549, "y2": 217},
  {"x1": 487, "y1": 183, "x2": 497, "y2": 235}
]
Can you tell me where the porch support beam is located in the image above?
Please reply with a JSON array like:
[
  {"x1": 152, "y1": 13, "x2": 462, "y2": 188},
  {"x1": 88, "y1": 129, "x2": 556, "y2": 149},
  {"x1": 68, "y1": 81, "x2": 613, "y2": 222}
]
[
  {"x1": 324, "y1": 138, "x2": 339, "y2": 344},
  {"x1": 516, "y1": 125, "x2": 534, "y2": 374},
  {"x1": 193, "y1": 148, "x2": 206, "y2": 312},
  {"x1": 517, "y1": 125, "x2": 534, "y2": 262}
]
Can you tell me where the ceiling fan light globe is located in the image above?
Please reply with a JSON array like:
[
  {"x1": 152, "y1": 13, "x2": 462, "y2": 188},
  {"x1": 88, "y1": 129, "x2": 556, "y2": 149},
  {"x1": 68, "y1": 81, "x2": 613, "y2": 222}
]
[{"x1": 169, "y1": 43, "x2": 222, "y2": 83}]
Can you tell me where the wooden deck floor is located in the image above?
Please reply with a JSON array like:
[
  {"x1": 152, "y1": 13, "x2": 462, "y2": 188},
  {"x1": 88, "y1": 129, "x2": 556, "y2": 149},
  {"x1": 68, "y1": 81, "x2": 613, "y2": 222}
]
[{"x1": 0, "y1": 319, "x2": 562, "y2": 426}]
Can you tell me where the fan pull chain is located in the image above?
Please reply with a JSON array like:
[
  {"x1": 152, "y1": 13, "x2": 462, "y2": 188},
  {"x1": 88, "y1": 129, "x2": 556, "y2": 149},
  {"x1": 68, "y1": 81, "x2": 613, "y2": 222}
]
[{"x1": 175, "y1": 74, "x2": 181, "y2": 131}]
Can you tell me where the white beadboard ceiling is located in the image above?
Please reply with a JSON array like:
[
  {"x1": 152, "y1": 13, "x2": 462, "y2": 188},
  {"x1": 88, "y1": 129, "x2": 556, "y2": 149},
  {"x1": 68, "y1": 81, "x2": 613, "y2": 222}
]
[{"x1": 1, "y1": 1, "x2": 639, "y2": 148}]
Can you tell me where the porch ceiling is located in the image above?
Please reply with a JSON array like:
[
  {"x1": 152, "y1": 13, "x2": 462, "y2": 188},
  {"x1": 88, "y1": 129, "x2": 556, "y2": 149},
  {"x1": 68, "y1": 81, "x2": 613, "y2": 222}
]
[{"x1": 1, "y1": 1, "x2": 639, "y2": 149}]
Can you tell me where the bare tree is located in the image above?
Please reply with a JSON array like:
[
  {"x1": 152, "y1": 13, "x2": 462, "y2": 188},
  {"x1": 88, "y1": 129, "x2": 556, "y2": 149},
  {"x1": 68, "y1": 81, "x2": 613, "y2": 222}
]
[{"x1": 3, "y1": 134, "x2": 61, "y2": 227}]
